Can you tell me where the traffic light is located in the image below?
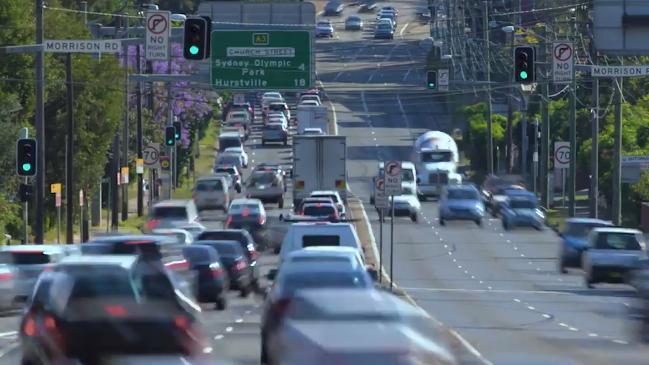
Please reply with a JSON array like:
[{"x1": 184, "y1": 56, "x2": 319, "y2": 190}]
[
  {"x1": 183, "y1": 17, "x2": 211, "y2": 60},
  {"x1": 173, "y1": 121, "x2": 182, "y2": 140},
  {"x1": 426, "y1": 70, "x2": 437, "y2": 90},
  {"x1": 165, "y1": 126, "x2": 176, "y2": 146},
  {"x1": 16, "y1": 138, "x2": 37, "y2": 176},
  {"x1": 514, "y1": 46, "x2": 535, "y2": 83}
]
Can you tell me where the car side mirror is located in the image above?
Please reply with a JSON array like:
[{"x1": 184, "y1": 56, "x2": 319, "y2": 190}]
[{"x1": 266, "y1": 269, "x2": 277, "y2": 281}]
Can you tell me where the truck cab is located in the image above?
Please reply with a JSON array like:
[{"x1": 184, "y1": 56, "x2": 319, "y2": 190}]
[{"x1": 412, "y1": 131, "x2": 462, "y2": 199}]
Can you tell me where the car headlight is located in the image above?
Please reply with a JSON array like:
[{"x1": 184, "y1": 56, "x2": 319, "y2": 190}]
[{"x1": 535, "y1": 209, "x2": 545, "y2": 219}]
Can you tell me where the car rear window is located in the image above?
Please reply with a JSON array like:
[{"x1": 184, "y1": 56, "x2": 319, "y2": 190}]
[
  {"x1": 596, "y1": 233, "x2": 643, "y2": 250},
  {"x1": 183, "y1": 247, "x2": 215, "y2": 265},
  {"x1": 217, "y1": 155, "x2": 241, "y2": 165},
  {"x1": 291, "y1": 256, "x2": 348, "y2": 263},
  {"x1": 508, "y1": 199, "x2": 536, "y2": 209},
  {"x1": 282, "y1": 272, "x2": 368, "y2": 293},
  {"x1": 0, "y1": 251, "x2": 51, "y2": 265},
  {"x1": 196, "y1": 179, "x2": 223, "y2": 191},
  {"x1": 202, "y1": 242, "x2": 239, "y2": 256},
  {"x1": 303, "y1": 205, "x2": 336, "y2": 216},
  {"x1": 311, "y1": 194, "x2": 340, "y2": 204},
  {"x1": 565, "y1": 223, "x2": 609, "y2": 237},
  {"x1": 219, "y1": 137, "x2": 241, "y2": 151},
  {"x1": 269, "y1": 104, "x2": 287, "y2": 111},
  {"x1": 230, "y1": 203, "x2": 261, "y2": 213},
  {"x1": 152, "y1": 206, "x2": 188, "y2": 220},
  {"x1": 265, "y1": 124, "x2": 284, "y2": 130},
  {"x1": 447, "y1": 190, "x2": 478, "y2": 200},
  {"x1": 302, "y1": 235, "x2": 340, "y2": 247},
  {"x1": 62, "y1": 267, "x2": 135, "y2": 300}
]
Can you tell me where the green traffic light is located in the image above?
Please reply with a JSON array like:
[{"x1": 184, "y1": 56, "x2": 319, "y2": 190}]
[
  {"x1": 520, "y1": 71, "x2": 528, "y2": 79},
  {"x1": 22, "y1": 163, "x2": 32, "y2": 172},
  {"x1": 167, "y1": 139, "x2": 173, "y2": 145},
  {"x1": 189, "y1": 45, "x2": 199, "y2": 55}
]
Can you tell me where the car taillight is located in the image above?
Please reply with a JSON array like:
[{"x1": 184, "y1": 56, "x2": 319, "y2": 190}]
[
  {"x1": 209, "y1": 263, "x2": 224, "y2": 278},
  {"x1": 22, "y1": 315, "x2": 37, "y2": 337},
  {"x1": 225, "y1": 215, "x2": 232, "y2": 227},
  {"x1": 234, "y1": 260, "x2": 247, "y2": 271},
  {"x1": 242, "y1": 208, "x2": 250, "y2": 217},
  {"x1": 174, "y1": 315, "x2": 191, "y2": 331},
  {"x1": 250, "y1": 250, "x2": 259, "y2": 261},
  {"x1": 258, "y1": 215, "x2": 266, "y2": 225},
  {"x1": 104, "y1": 305, "x2": 128, "y2": 317},
  {"x1": 145, "y1": 219, "x2": 160, "y2": 230},
  {"x1": 272, "y1": 298, "x2": 292, "y2": 317},
  {"x1": 0, "y1": 272, "x2": 13, "y2": 280}
]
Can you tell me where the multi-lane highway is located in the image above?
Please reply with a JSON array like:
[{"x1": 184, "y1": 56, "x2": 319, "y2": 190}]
[{"x1": 318, "y1": 1, "x2": 649, "y2": 364}]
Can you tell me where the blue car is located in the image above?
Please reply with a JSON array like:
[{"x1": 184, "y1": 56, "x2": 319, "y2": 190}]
[
  {"x1": 500, "y1": 190, "x2": 545, "y2": 231},
  {"x1": 439, "y1": 185, "x2": 485, "y2": 226},
  {"x1": 558, "y1": 218, "x2": 614, "y2": 273}
]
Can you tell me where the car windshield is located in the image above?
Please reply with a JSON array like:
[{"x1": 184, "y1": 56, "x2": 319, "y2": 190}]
[
  {"x1": 596, "y1": 233, "x2": 643, "y2": 250},
  {"x1": 303, "y1": 205, "x2": 336, "y2": 216},
  {"x1": 217, "y1": 155, "x2": 241, "y2": 165},
  {"x1": 219, "y1": 137, "x2": 241, "y2": 150},
  {"x1": 565, "y1": 223, "x2": 610, "y2": 237},
  {"x1": 312, "y1": 194, "x2": 339, "y2": 203},
  {"x1": 0, "y1": 251, "x2": 51, "y2": 265},
  {"x1": 196, "y1": 179, "x2": 223, "y2": 191},
  {"x1": 265, "y1": 123, "x2": 284, "y2": 130},
  {"x1": 152, "y1": 206, "x2": 187, "y2": 220},
  {"x1": 60, "y1": 267, "x2": 136, "y2": 300},
  {"x1": 447, "y1": 189, "x2": 478, "y2": 200},
  {"x1": 281, "y1": 272, "x2": 369, "y2": 293},
  {"x1": 249, "y1": 173, "x2": 276, "y2": 185},
  {"x1": 318, "y1": 22, "x2": 330, "y2": 27},
  {"x1": 508, "y1": 199, "x2": 536, "y2": 209},
  {"x1": 421, "y1": 151, "x2": 452, "y2": 162}
]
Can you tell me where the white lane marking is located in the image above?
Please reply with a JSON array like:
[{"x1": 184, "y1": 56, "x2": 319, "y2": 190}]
[
  {"x1": 527, "y1": 306, "x2": 536, "y2": 310},
  {"x1": 399, "y1": 22, "x2": 409, "y2": 37},
  {"x1": 0, "y1": 331, "x2": 17, "y2": 338},
  {"x1": 226, "y1": 326, "x2": 233, "y2": 332},
  {"x1": 214, "y1": 334, "x2": 224, "y2": 340},
  {"x1": 401, "y1": 287, "x2": 576, "y2": 295},
  {"x1": 245, "y1": 310, "x2": 251, "y2": 314},
  {"x1": 542, "y1": 314, "x2": 552, "y2": 319},
  {"x1": 329, "y1": 101, "x2": 339, "y2": 135},
  {"x1": 559, "y1": 323, "x2": 569, "y2": 327},
  {"x1": 514, "y1": 298, "x2": 521, "y2": 303},
  {"x1": 487, "y1": 286, "x2": 493, "y2": 290},
  {"x1": 235, "y1": 318, "x2": 243, "y2": 323},
  {"x1": 588, "y1": 333, "x2": 599, "y2": 337},
  {"x1": 613, "y1": 339, "x2": 629, "y2": 345},
  {"x1": 569, "y1": 327, "x2": 579, "y2": 332}
]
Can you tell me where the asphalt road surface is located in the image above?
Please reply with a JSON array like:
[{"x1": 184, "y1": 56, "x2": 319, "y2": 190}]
[{"x1": 319, "y1": 1, "x2": 649, "y2": 364}]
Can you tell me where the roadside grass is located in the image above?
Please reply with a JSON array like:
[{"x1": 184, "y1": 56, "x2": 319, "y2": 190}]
[
  {"x1": 545, "y1": 208, "x2": 567, "y2": 232},
  {"x1": 171, "y1": 121, "x2": 218, "y2": 199}
]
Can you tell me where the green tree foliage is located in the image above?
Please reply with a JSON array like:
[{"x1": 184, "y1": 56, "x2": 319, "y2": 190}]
[{"x1": 462, "y1": 103, "x2": 506, "y2": 173}]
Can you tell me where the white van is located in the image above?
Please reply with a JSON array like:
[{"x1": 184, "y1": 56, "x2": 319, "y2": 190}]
[{"x1": 279, "y1": 222, "x2": 363, "y2": 263}]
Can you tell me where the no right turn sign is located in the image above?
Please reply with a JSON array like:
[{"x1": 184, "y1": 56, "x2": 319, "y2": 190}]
[
  {"x1": 146, "y1": 11, "x2": 171, "y2": 60},
  {"x1": 552, "y1": 42, "x2": 573, "y2": 85}
]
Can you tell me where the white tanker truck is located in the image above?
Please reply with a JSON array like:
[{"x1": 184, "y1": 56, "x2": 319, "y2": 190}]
[{"x1": 412, "y1": 131, "x2": 462, "y2": 200}]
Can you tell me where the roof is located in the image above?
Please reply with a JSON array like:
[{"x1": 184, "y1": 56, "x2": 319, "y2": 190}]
[
  {"x1": 153, "y1": 200, "x2": 192, "y2": 208},
  {"x1": 230, "y1": 198, "x2": 262, "y2": 205},
  {"x1": 219, "y1": 132, "x2": 241, "y2": 138},
  {"x1": 91, "y1": 234, "x2": 167, "y2": 243},
  {"x1": 59, "y1": 254, "x2": 138, "y2": 268},
  {"x1": 592, "y1": 227, "x2": 642, "y2": 234},
  {"x1": 1, "y1": 244, "x2": 67, "y2": 253},
  {"x1": 303, "y1": 246, "x2": 359, "y2": 254},
  {"x1": 291, "y1": 222, "x2": 352, "y2": 228},
  {"x1": 506, "y1": 190, "x2": 535, "y2": 198},
  {"x1": 378, "y1": 161, "x2": 415, "y2": 169},
  {"x1": 311, "y1": 190, "x2": 341, "y2": 196},
  {"x1": 565, "y1": 218, "x2": 613, "y2": 225},
  {"x1": 446, "y1": 184, "x2": 478, "y2": 191},
  {"x1": 280, "y1": 262, "x2": 362, "y2": 275},
  {"x1": 194, "y1": 240, "x2": 241, "y2": 248},
  {"x1": 196, "y1": 175, "x2": 227, "y2": 181}
]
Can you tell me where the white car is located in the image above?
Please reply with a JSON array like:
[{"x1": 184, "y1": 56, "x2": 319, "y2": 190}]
[
  {"x1": 388, "y1": 187, "x2": 421, "y2": 223},
  {"x1": 316, "y1": 21, "x2": 335, "y2": 38},
  {"x1": 278, "y1": 222, "x2": 362, "y2": 262},
  {"x1": 310, "y1": 190, "x2": 346, "y2": 218},
  {"x1": 262, "y1": 92, "x2": 284, "y2": 102},
  {"x1": 303, "y1": 128, "x2": 324, "y2": 135},
  {"x1": 299, "y1": 100, "x2": 320, "y2": 107},
  {"x1": 224, "y1": 146, "x2": 249, "y2": 168},
  {"x1": 226, "y1": 110, "x2": 252, "y2": 127},
  {"x1": 299, "y1": 94, "x2": 321, "y2": 105}
]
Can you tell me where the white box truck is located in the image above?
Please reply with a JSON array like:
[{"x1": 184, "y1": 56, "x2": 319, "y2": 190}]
[
  {"x1": 292, "y1": 135, "x2": 347, "y2": 211},
  {"x1": 296, "y1": 105, "x2": 329, "y2": 134}
]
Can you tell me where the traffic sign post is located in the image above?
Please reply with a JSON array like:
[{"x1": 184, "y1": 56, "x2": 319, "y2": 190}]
[
  {"x1": 437, "y1": 68, "x2": 449, "y2": 92},
  {"x1": 211, "y1": 30, "x2": 312, "y2": 90},
  {"x1": 552, "y1": 42, "x2": 573, "y2": 84},
  {"x1": 384, "y1": 160, "x2": 402, "y2": 195},
  {"x1": 146, "y1": 11, "x2": 171, "y2": 61},
  {"x1": 373, "y1": 176, "x2": 387, "y2": 284},
  {"x1": 554, "y1": 142, "x2": 570, "y2": 207},
  {"x1": 143, "y1": 144, "x2": 160, "y2": 168}
]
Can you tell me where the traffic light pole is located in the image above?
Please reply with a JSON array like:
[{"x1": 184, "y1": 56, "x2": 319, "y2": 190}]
[
  {"x1": 65, "y1": 53, "x2": 74, "y2": 244},
  {"x1": 34, "y1": 0, "x2": 45, "y2": 244},
  {"x1": 20, "y1": 128, "x2": 29, "y2": 244}
]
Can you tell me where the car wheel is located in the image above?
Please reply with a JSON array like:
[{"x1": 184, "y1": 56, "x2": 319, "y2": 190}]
[
  {"x1": 370, "y1": 197, "x2": 375, "y2": 205},
  {"x1": 278, "y1": 197, "x2": 284, "y2": 209},
  {"x1": 439, "y1": 218, "x2": 446, "y2": 226},
  {"x1": 558, "y1": 259, "x2": 567, "y2": 274},
  {"x1": 503, "y1": 221, "x2": 510, "y2": 230},
  {"x1": 418, "y1": 194, "x2": 426, "y2": 202},
  {"x1": 216, "y1": 296, "x2": 227, "y2": 310},
  {"x1": 475, "y1": 219, "x2": 482, "y2": 227},
  {"x1": 410, "y1": 213, "x2": 418, "y2": 223},
  {"x1": 240, "y1": 286, "x2": 250, "y2": 298},
  {"x1": 283, "y1": 138, "x2": 288, "y2": 146},
  {"x1": 585, "y1": 274, "x2": 595, "y2": 289}
]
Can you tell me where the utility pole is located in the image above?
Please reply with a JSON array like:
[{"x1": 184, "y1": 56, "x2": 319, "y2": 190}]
[
  {"x1": 483, "y1": 1, "x2": 493, "y2": 175},
  {"x1": 136, "y1": 45, "x2": 144, "y2": 216},
  {"x1": 590, "y1": 46, "x2": 599, "y2": 218},
  {"x1": 122, "y1": 14, "x2": 129, "y2": 222},
  {"x1": 34, "y1": 0, "x2": 45, "y2": 244},
  {"x1": 540, "y1": 26, "x2": 551, "y2": 208},
  {"x1": 65, "y1": 53, "x2": 74, "y2": 243},
  {"x1": 506, "y1": 32, "x2": 514, "y2": 174},
  {"x1": 167, "y1": 42, "x2": 174, "y2": 199},
  {"x1": 612, "y1": 78, "x2": 623, "y2": 225},
  {"x1": 568, "y1": 22, "x2": 577, "y2": 217},
  {"x1": 111, "y1": 134, "x2": 120, "y2": 230}
]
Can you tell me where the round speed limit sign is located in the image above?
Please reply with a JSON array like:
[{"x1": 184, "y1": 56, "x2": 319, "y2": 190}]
[{"x1": 143, "y1": 145, "x2": 160, "y2": 167}]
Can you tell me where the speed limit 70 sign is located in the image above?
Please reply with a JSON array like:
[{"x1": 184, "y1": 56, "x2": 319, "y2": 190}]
[{"x1": 554, "y1": 142, "x2": 570, "y2": 169}]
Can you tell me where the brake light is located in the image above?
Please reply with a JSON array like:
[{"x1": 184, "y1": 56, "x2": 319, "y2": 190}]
[
  {"x1": 145, "y1": 219, "x2": 160, "y2": 230},
  {"x1": 250, "y1": 250, "x2": 259, "y2": 261},
  {"x1": 0, "y1": 272, "x2": 13, "y2": 280},
  {"x1": 104, "y1": 305, "x2": 128, "y2": 317},
  {"x1": 126, "y1": 240, "x2": 156, "y2": 245},
  {"x1": 22, "y1": 316, "x2": 37, "y2": 336},
  {"x1": 174, "y1": 315, "x2": 190, "y2": 331},
  {"x1": 316, "y1": 203, "x2": 322, "y2": 207},
  {"x1": 225, "y1": 215, "x2": 232, "y2": 227},
  {"x1": 242, "y1": 208, "x2": 250, "y2": 217},
  {"x1": 258, "y1": 215, "x2": 266, "y2": 225},
  {"x1": 209, "y1": 263, "x2": 224, "y2": 278},
  {"x1": 272, "y1": 298, "x2": 292, "y2": 317},
  {"x1": 234, "y1": 259, "x2": 247, "y2": 271}
]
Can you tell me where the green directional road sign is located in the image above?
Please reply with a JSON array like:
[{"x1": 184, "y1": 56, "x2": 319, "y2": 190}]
[{"x1": 211, "y1": 30, "x2": 312, "y2": 90}]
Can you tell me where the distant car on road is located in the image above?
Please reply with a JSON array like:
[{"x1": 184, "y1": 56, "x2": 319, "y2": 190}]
[
  {"x1": 145, "y1": 200, "x2": 200, "y2": 232},
  {"x1": 583, "y1": 227, "x2": 647, "y2": 288},
  {"x1": 224, "y1": 146, "x2": 249, "y2": 168},
  {"x1": 500, "y1": 190, "x2": 544, "y2": 231},
  {"x1": 213, "y1": 165, "x2": 243, "y2": 192},
  {"x1": 345, "y1": 16, "x2": 364, "y2": 30},
  {"x1": 310, "y1": 190, "x2": 346, "y2": 218},
  {"x1": 298, "y1": 94, "x2": 321, "y2": 105},
  {"x1": 323, "y1": 1, "x2": 344, "y2": 16},
  {"x1": 182, "y1": 245, "x2": 229, "y2": 310},
  {"x1": 245, "y1": 169, "x2": 285, "y2": 208},
  {"x1": 226, "y1": 199, "x2": 268, "y2": 238},
  {"x1": 387, "y1": 186, "x2": 421, "y2": 223},
  {"x1": 438, "y1": 184, "x2": 485, "y2": 226},
  {"x1": 261, "y1": 122, "x2": 289, "y2": 146},
  {"x1": 558, "y1": 218, "x2": 614, "y2": 273},
  {"x1": 374, "y1": 22, "x2": 394, "y2": 39},
  {"x1": 302, "y1": 127, "x2": 325, "y2": 136},
  {"x1": 193, "y1": 240, "x2": 255, "y2": 297},
  {"x1": 316, "y1": 20, "x2": 335, "y2": 38},
  {"x1": 192, "y1": 175, "x2": 230, "y2": 212},
  {"x1": 300, "y1": 202, "x2": 340, "y2": 222}
]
